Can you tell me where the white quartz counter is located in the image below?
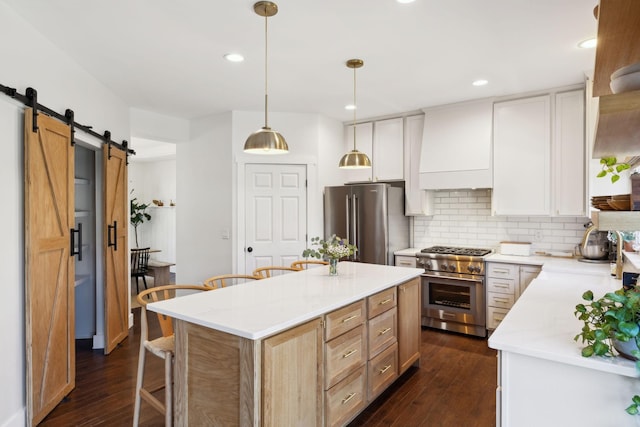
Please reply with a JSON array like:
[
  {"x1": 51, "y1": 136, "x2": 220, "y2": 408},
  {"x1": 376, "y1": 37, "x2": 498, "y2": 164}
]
[
  {"x1": 147, "y1": 261, "x2": 423, "y2": 340},
  {"x1": 488, "y1": 261, "x2": 638, "y2": 377}
]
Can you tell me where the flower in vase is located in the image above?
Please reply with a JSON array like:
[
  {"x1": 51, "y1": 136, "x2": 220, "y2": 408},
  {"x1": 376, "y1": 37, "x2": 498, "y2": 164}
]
[{"x1": 302, "y1": 235, "x2": 357, "y2": 261}]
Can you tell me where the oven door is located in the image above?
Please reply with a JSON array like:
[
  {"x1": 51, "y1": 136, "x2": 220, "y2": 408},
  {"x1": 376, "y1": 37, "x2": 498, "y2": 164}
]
[{"x1": 422, "y1": 273, "x2": 485, "y2": 331}]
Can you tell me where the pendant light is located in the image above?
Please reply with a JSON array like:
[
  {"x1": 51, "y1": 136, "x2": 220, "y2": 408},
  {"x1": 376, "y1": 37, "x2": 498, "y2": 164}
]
[
  {"x1": 244, "y1": 1, "x2": 289, "y2": 154},
  {"x1": 339, "y1": 58, "x2": 371, "y2": 169}
]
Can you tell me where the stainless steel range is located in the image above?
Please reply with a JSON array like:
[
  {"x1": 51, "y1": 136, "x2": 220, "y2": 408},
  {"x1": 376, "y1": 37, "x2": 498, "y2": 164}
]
[{"x1": 416, "y1": 246, "x2": 492, "y2": 337}]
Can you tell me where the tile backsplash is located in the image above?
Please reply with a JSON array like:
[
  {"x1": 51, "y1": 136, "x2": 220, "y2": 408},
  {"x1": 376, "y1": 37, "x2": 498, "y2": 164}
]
[{"x1": 412, "y1": 189, "x2": 590, "y2": 254}]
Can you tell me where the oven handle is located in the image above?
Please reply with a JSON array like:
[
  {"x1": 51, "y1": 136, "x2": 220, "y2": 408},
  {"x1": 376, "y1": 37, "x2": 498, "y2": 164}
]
[{"x1": 421, "y1": 274, "x2": 483, "y2": 284}]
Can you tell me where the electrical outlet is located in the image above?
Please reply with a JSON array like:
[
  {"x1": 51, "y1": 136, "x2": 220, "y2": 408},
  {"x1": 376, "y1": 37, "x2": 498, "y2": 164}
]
[{"x1": 533, "y1": 230, "x2": 544, "y2": 242}]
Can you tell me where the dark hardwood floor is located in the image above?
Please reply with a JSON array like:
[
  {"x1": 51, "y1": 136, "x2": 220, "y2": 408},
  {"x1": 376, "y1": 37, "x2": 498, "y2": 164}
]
[{"x1": 41, "y1": 313, "x2": 496, "y2": 426}]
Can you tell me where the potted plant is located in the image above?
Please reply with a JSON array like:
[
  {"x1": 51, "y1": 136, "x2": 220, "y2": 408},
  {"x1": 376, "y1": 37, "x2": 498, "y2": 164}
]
[
  {"x1": 575, "y1": 287, "x2": 640, "y2": 414},
  {"x1": 597, "y1": 156, "x2": 631, "y2": 183},
  {"x1": 130, "y1": 193, "x2": 151, "y2": 248},
  {"x1": 302, "y1": 235, "x2": 357, "y2": 275}
]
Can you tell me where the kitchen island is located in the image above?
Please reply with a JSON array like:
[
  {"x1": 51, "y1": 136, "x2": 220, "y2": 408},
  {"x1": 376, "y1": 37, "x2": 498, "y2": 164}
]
[
  {"x1": 148, "y1": 261, "x2": 423, "y2": 426},
  {"x1": 488, "y1": 261, "x2": 640, "y2": 426}
]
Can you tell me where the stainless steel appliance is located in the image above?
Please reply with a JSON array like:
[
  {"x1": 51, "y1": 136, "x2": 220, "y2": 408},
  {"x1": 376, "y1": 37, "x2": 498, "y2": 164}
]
[
  {"x1": 324, "y1": 182, "x2": 409, "y2": 265},
  {"x1": 416, "y1": 246, "x2": 492, "y2": 337}
]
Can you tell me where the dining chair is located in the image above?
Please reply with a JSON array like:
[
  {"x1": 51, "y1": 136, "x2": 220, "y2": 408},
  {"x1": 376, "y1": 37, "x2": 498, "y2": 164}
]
[
  {"x1": 203, "y1": 274, "x2": 262, "y2": 289},
  {"x1": 133, "y1": 284, "x2": 213, "y2": 426},
  {"x1": 252, "y1": 266, "x2": 302, "y2": 278},
  {"x1": 290, "y1": 260, "x2": 329, "y2": 270},
  {"x1": 131, "y1": 247, "x2": 151, "y2": 293}
]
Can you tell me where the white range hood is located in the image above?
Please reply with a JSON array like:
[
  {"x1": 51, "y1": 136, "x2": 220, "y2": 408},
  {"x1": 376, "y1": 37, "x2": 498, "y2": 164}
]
[{"x1": 418, "y1": 99, "x2": 493, "y2": 190}]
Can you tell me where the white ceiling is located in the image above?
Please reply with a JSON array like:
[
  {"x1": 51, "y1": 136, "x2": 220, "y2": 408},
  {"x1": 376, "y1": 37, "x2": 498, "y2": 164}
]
[{"x1": 3, "y1": 0, "x2": 597, "y2": 123}]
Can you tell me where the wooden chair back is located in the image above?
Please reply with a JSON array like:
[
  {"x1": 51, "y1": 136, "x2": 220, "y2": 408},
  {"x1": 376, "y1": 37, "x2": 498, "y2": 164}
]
[
  {"x1": 252, "y1": 266, "x2": 302, "y2": 279},
  {"x1": 291, "y1": 260, "x2": 329, "y2": 270},
  {"x1": 137, "y1": 284, "x2": 212, "y2": 338},
  {"x1": 203, "y1": 274, "x2": 262, "y2": 289}
]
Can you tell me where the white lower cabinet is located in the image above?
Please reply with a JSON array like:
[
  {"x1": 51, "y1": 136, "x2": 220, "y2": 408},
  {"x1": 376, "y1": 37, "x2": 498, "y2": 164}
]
[
  {"x1": 394, "y1": 255, "x2": 417, "y2": 267},
  {"x1": 486, "y1": 262, "x2": 541, "y2": 330}
]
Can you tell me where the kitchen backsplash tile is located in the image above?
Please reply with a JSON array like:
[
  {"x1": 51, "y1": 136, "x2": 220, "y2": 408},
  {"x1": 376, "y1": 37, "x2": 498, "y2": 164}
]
[{"x1": 412, "y1": 189, "x2": 589, "y2": 253}]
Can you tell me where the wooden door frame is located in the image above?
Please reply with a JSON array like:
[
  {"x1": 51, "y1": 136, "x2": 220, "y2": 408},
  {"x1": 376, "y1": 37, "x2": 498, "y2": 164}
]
[{"x1": 234, "y1": 157, "x2": 318, "y2": 275}]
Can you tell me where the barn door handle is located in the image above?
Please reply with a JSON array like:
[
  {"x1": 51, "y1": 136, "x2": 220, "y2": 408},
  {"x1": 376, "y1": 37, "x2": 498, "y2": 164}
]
[
  {"x1": 107, "y1": 221, "x2": 118, "y2": 251},
  {"x1": 70, "y1": 223, "x2": 83, "y2": 261}
]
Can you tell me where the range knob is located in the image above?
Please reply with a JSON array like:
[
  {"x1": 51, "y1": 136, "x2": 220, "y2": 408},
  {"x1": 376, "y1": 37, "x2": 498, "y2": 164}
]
[
  {"x1": 441, "y1": 263, "x2": 449, "y2": 271},
  {"x1": 448, "y1": 264, "x2": 456, "y2": 272},
  {"x1": 467, "y1": 265, "x2": 476, "y2": 273}
]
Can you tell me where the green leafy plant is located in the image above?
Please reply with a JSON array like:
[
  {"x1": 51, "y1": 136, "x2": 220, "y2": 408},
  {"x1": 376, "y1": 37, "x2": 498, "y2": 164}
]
[
  {"x1": 130, "y1": 193, "x2": 151, "y2": 248},
  {"x1": 302, "y1": 235, "x2": 357, "y2": 260},
  {"x1": 597, "y1": 157, "x2": 631, "y2": 183},
  {"x1": 575, "y1": 287, "x2": 640, "y2": 415}
]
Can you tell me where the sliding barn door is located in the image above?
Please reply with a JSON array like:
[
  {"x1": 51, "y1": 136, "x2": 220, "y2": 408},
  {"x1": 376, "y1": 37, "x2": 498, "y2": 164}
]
[
  {"x1": 24, "y1": 108, "x2": 75, "y2": 426},
  {"x1": 103, "y1": 145, "x2": 129, "y2": 354}
]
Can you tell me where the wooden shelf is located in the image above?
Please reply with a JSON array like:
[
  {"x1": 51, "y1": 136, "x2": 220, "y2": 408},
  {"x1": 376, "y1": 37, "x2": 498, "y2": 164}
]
[
  {"x1": 592, "y1": 0, "x2": 640, "y2": 97},
  {"x1": 591, "y1": 210, "x2": 640, "y2": 231},
  {"x1": 593, "y1": 89, "x2": 640, "y2": 157}
]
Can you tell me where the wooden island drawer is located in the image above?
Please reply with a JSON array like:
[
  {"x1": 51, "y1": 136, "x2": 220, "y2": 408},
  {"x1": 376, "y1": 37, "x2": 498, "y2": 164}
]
[
  {"x1": 368, "y1": 306, "x2": 397, "y2": 358},
  {"x1": 368, "y1": 287, "x2": 397, "y2": 319},
  {"x1": 325, "y1": 300, "x2": 366, "y2": 341},
  {"x1": 367, "y1": 342, "x2": 398, "y2": 401},
  {"x1": 325, "y1": 324, "x2": 366, "y2": 389},
  {"x1": 325, "y1": 365, "x2": 367, "y2": 427}
]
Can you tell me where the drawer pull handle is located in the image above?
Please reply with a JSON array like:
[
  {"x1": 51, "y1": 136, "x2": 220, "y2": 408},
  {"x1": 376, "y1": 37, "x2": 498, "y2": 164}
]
[
  {"x1": 493, "y1": 283, "x2": 509, "y2": 288},
  {"x1": 341, "y1": 314, "x2": 358, "y2": 323},
  {"x1": 379, "y1": 364, "x2": 392, "y2": 374},
  {"x1": 342, "y1": 349, "x2": 358, "y2": 358},
  {"x1": 342, "y1": 392, "x2": 357, "y2": 405},
  {"x1": 378, "y1": 327, "x2": 392, "y2": 336},
  {"x1": 494, "y1": 297, "x2": 509, "y2": 303},
  {"x1": 379, "y1": 298, "x2": 392, "y2": 305},
  {"x1": 494, "y1": 269, "x2": 510, "y2": 274}
]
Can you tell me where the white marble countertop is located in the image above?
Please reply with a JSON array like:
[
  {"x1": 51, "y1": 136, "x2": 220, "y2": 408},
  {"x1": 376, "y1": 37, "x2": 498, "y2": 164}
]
[
  {"x1": 147, "y1": 261, "x2": 423, "y2": 340},
  {"x1": 488, "y1": 261, "x2": 638, "y2": 378},
  {"x1": 394, "y1": 248, "x2": 420, "y2": 256}
]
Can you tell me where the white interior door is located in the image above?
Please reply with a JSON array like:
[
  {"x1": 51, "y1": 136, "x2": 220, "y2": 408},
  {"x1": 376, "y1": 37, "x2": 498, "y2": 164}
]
[{"x1": 245, "y1": 164, "x2": 307, "y2": 275}]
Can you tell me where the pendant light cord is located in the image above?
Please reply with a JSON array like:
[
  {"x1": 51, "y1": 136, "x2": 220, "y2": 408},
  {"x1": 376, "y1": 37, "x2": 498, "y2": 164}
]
[
  {"x1": 352, "y1": 64, "x2": 357, "y2": 151},
  {"x1": 264, "y1": 12, "x2": 269, "y2": 128}
]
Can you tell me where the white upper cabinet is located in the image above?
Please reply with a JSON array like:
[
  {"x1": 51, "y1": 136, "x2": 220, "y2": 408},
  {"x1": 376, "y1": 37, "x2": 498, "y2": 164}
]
[
  {"x1": 419, "y1": 100, "x2": 493, "y2": 190},
  {"x1": 493, "y1": 90, "x2": 586, "y2": 217},
  {"x1": 493, "y1": 95, "x2": 551, "y2": 216},
  {"x1": 553, "y1": 89, "x2": 585, "y2": 216},
  {"x1": 344, "y1": 118, "x2": 404, "y2": 183},
  {"x1": 344, "y1": 122, "x2": 374, "y2": 183},
  {"x1": 404, "y1": 115, "x2": 433, "y2": 216},
  {"x1": 373, "y1": 118, "x2": 404, "y2": 181}
]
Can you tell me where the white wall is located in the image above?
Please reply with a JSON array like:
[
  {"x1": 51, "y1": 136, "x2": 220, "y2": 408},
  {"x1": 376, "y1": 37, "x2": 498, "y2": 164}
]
[
  {"x1": 177, "y1": 112, "x2": 233, "y2": 283},
  {"x1": 0, "y1": 3, "x2": 130, "y2": 425},
  {"x1": 413, "y1": 189, "x2": 590, "y2": 253}
]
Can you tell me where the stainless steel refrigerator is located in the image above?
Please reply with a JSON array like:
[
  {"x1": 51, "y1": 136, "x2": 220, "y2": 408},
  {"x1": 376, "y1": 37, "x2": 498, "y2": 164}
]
[{"x1": 324, "y1": 182, "x2": 409, "y2": 265}]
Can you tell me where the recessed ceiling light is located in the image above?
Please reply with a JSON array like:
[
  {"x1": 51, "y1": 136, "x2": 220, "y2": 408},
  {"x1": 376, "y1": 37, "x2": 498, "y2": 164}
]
[
  {"x1": 472, "y1": 79, "x2": 488, "y2": 87},
  {"x1": 224, "y1": 53, "x2": 245, "y2": 62},
  {"x1": 396, "y1": 0, "x2": 416, "y2": 3},
  {"x1": 345, "y1": 104, "x2": 356, "y2": 110},
  {"x1": 577, "y1": 37, "x2": 597, "y2": 49}
]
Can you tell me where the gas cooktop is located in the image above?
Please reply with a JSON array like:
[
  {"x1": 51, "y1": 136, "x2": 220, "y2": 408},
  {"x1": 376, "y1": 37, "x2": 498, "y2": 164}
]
[{"x1": 419, "y1": 246, "x2": 492, "y2": 257}]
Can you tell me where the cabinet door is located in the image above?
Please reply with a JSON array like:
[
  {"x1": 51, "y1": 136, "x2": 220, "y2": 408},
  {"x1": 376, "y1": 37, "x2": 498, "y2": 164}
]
[
  {"x1": 554, "y1": 90, "x2": 585, "y2": 216},
  {"x1": 518, "y1": 265, "x2": 541, "y2": 299},
  {"x1": 493, "y1": 95, "x2": 551, "y2": 215},
  {"x1": 373, "y1": 117, "x2": 404, "y2": 181},
  {"x1": 404, "y1": 115, "x2": 433, "y2": 215},
  {"x1": 344, "y1": 122, "x2": 373, "y2": 183},
  {"x1": 397, "y1": 278, "x2": 421, "y2": 374},
  {"x1": 263, "y1": 318, "x2": 324, "y2": 426}
]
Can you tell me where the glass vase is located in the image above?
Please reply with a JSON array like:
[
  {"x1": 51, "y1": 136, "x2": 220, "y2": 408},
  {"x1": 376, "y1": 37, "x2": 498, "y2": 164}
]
[{"x1": 329, "y1": 258, "x2": 338, "y2": 276}]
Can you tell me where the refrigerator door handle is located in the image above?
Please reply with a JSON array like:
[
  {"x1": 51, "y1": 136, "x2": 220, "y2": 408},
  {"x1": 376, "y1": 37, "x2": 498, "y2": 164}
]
[
  {"x1": 352, "y1": 194, "x2": 358, "y2": 261},
  {"x1": 345, "y1": 194, "x2": 351, "y2": 243}
]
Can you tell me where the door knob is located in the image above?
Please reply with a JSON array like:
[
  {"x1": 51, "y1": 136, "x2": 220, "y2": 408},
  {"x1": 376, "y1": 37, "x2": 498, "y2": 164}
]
[{"x1": 247, "y1": 247, "x2": 253, "y2": 253}]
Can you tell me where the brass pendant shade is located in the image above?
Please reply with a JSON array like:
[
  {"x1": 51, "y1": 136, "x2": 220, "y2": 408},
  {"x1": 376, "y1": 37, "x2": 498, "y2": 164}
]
[
  {"x1": 339, "y1": 58, "x2": 371, "y2": 169},
  {"x1": 244, "y1": 1, "x2": 289, "y2": 154}
]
